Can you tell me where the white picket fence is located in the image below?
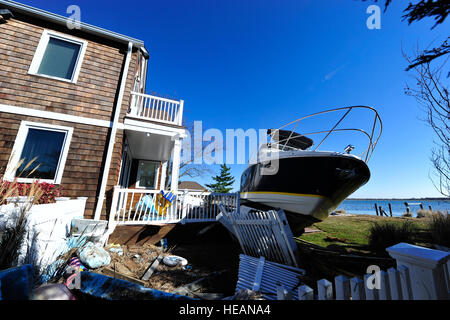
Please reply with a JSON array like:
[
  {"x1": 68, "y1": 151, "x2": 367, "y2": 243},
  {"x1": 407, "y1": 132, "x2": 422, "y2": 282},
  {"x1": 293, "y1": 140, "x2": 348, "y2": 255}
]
[
  {"x1": 0, "y1": 197, "x2": 87, "y2": 270},
  {"x1": 109, "y1": 187, "x2": 239, "y2": 225},
  {"x1": 217, "y1": 206, "x2": 299, "y2": 267},
  {"x1": 237, "y1": 243, "x2": 450, "y2": 300},
  {"x1": 294, "y1": 265, "x2": 415, "y2": 300}
]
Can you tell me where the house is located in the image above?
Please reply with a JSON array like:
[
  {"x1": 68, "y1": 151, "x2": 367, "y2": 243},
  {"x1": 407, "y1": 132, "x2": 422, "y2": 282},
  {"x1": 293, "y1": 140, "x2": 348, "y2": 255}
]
[
  {"x1": 178, "y1": 181, "x2": 208, "y2": 193},
  {"x1": 0, "y1": 1, "x2": 186, "y2": 223}
]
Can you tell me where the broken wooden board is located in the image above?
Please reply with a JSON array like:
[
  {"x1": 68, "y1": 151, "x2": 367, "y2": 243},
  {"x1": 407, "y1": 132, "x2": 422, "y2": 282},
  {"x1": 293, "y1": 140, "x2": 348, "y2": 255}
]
[
  {"x1": 303, "y1": 227, "x2": 322, "y2": 234},
  {"x1": 100, "y1": 267, "x2": 147, "y2": 287},
  {"x1": 108, "y1": 225, "x2": 175, "y2": 246},
  {"x1": 141, "y1": 255, "x2": 163, "y2": 281}
]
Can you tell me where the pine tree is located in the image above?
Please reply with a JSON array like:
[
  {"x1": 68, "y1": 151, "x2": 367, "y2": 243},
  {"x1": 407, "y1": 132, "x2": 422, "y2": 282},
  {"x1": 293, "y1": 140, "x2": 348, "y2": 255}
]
[{"x1": 206, "y1": 164, "x2": 235, "y2": 193}]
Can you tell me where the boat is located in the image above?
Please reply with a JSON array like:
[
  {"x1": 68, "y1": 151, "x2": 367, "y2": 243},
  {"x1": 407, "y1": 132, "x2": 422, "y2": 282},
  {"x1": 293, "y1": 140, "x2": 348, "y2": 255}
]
[{"x1": 240, "y1": 106, "x2": 382, "y2": 235}]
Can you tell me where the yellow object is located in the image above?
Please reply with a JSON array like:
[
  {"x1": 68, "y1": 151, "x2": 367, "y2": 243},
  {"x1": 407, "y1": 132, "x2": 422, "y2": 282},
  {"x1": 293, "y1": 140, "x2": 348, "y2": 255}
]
[{"x1": 154, "y1": 193, "x2": 171, "y2": 217}]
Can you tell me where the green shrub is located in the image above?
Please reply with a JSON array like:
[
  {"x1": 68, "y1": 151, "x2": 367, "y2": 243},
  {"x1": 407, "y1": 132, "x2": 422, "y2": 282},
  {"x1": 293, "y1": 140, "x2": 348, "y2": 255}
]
[
  {"x1": 368, "y1": 221, "x2": 417, "y2": 252},
  {"x1": 429, "y1": 213, "x2": 450, "y2": 247}
]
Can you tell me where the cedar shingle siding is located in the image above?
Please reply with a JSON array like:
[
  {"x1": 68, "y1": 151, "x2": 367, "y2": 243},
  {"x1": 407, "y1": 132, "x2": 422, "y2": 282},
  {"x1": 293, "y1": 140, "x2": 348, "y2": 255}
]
[{"x1": 0, "y1": 14, "x2": 140, "y2": 219}]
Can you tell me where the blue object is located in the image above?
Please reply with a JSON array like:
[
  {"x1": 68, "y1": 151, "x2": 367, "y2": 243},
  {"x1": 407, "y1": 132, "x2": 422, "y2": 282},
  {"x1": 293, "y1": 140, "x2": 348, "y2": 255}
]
[
  {"x1": 0, "y1": 265, "x2": 34, "y2": 300},
  {"x1": 160, "y1": 238, "x2": 168, "y2": 250},
  {"x1": 78, "y1": 242, "x2": 111, "y2": 269},
  {"x1": 161, "y1": 190, "x2": 176, "y2": 203},
  {"x1": 136, "y1": 194, "x2": 156, "y2": 214},
  {"x1": 79, "y1": 271, "x2": 195, "y2": 300}
]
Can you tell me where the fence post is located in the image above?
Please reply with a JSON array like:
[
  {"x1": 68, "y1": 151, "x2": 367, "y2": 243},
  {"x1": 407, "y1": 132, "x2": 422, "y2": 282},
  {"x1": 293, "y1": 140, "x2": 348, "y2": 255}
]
[
  {"x1": 298, "y1": 285, "x2": 314, "y2": 300},
  {"x1": 335, "y1": 275, "x2": 351, "y2": 300},
  {"x1": 317, "y1": 279, "x2": 333, "y2": 300},
  {"x1": 378, "y1": 270, "x2": 391, "y2": 300},
  {"x1": 276, "y1": 284, "x2": 293, "y2": 300},
  {"x1": 398, "y1": 265, "x2": 413, "y2": 300},
  {"x1": 364, "y1": 273, "x2": 379, "y2": 300},
  {"x1": 388, "y1": 203, "x2": 393, "y2": 217},
  {"x1": 387, "y1": 243, "x2": 450, "y2": 300},
  {"x1": 387, "y1": 267, "x2": 403, "y2": 300},
  {"x1": 350, "y1": 277, "x2": 365, "y2": 300},
  {"x1": 374, "y1": 203, "x2": 379, "y2": 216}
]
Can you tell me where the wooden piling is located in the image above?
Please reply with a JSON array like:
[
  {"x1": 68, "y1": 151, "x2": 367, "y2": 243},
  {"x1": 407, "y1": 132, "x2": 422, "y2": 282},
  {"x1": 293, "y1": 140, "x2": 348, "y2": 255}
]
[
  {"x1": 374, "y1": 203, "x2": 379, "y2": 216},
  {"x1": 404, "y1": 202, "x2": 410, "y2": 215},
  {"x1": 388, "y1": 203, "x2": 393, "y2": 217},
  {"x1": 379, "y1": 206, "x2": 386, "y2": 217}
]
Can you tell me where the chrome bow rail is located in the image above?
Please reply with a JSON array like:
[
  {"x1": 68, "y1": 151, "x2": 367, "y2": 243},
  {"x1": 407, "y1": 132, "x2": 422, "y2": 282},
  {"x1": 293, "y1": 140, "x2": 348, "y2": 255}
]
[{"x1": 268, "y1": 106, "x2": 383, "y2": 163}]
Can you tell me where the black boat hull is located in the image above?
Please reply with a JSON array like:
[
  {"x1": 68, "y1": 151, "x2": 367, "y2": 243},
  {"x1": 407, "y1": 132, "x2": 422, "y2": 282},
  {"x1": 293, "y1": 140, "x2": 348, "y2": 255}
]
[{"x1": 240, "y1": 153, "x2": 370, "y2": 235}]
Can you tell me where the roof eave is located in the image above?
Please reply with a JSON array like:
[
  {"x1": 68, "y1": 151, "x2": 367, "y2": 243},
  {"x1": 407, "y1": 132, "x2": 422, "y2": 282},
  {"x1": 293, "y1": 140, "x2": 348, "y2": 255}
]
[{"x1": 0, "y1": 0, "x2": 145, "y2": 48}]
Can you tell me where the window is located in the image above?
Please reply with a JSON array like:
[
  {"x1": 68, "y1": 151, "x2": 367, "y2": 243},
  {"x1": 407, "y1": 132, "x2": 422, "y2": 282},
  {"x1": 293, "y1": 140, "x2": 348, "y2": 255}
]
[
  {"x1": 5, "y1": 122, "x2": 73, "y2": 184},
  {"x1": 136, "y1": 160, "x2": 159, "y2": 189},
  {"x1": 28, "y1": 30, "x2": 87, "y2": 83}
]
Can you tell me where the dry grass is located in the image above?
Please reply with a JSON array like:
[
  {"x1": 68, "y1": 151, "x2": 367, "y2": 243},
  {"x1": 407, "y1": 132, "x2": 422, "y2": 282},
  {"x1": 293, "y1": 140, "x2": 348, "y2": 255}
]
[
  {"x1": 368, "y1": 221, "x2": 417, "y2": 252},
  {"x1": 0, "y1": 181, "x2": 44, "y2": 270},
  {"x1": 417, "y1": 209, "x2": 434, "y2": 218},
  {"x1": 0, "y1": 158, "x2": 43, "y2": 270},
  {"x1": 429, "y1": 213, "x2": 450, "y2": 247}
]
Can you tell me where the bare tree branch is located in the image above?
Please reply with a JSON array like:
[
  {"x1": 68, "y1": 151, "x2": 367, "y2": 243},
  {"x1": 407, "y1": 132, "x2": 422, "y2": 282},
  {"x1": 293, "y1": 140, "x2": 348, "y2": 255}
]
[{"x1": 404, "y1": 50, "x2": 450, "y2": 197}]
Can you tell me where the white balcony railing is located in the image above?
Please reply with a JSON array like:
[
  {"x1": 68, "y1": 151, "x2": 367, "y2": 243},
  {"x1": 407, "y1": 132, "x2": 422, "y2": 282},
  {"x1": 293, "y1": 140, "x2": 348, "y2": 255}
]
[
  {"x1": 128, "y1": 92, "x2": 184, "y2": 126},
  {"x1": 109, "y1": 187, "x2": 239, "y2": 225}
]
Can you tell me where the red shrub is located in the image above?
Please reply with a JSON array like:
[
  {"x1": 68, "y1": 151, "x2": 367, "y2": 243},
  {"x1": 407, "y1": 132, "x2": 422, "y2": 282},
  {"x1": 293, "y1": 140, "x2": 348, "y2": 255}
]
[{"x1": 0, "y1": 181, "x2": 65, "y2": 204}]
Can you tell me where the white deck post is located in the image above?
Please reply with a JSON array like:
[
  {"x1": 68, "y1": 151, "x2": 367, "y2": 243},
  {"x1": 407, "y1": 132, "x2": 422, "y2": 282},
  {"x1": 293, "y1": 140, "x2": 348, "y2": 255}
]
[
  {"x1": 129, "y1": 92, "x2": 137, "y2": 116},
  {"x1": 160, "y1": 161, "x2": 168, "y2": 190},
  {"x1": 386, "y1": 242, "x2": 450, "y2": 300},
  {"x1": 178, "y1": 100, "x2": 184, "y2": 126},
  {"x1": 108, "y1": 186, "x2": 120, "y2": 228},
  {"x1": 170, "y1": 136, "x2": 182, "y2": 193}
]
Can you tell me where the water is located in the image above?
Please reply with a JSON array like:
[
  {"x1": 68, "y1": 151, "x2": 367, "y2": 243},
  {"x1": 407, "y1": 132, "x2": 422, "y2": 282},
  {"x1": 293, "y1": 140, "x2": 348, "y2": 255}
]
[{"x1": 337, "y1": 199, "x2": 450, "y2": 216}]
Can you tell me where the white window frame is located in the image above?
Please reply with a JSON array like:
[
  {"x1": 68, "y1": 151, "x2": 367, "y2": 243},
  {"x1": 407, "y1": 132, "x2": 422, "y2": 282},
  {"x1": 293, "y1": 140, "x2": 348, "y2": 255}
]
[
  {"x1": 136, "y1": 160, "x2": 160, "y2": 190},
  {"x1": 5, "y1": 121, "x2": 74, "y2": 184},
  {"x1": 28, "y1": 29, "x2": 88, "y2": 84}
]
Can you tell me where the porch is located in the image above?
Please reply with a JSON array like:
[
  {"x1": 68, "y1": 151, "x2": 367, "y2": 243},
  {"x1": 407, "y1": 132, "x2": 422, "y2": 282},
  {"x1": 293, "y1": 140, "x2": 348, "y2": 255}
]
[{"x1": 109, "y1": 188, "x2": 240, "y2": 225}]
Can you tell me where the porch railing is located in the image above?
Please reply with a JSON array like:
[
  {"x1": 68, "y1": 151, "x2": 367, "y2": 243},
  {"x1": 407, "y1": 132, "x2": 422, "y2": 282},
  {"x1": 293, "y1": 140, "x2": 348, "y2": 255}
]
[
  {"x1": 109, "y1": 187, "x2": 239, "y2": 225},
  {"x1": 128, "y1": 92, "x2": 184, "y2": 126}
]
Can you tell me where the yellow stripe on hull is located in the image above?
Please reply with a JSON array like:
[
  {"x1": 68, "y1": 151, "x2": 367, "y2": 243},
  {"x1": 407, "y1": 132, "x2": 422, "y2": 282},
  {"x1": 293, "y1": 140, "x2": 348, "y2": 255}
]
[{"x1": 240, "y1": 191, "x2": 329, "y2": 201}]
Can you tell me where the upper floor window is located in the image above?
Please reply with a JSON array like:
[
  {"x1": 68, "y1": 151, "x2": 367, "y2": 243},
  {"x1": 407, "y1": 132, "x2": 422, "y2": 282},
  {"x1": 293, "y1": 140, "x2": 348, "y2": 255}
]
[
  {"x1": 5, "y1": 121, "x2": 74, "y2": 184},
  {"x1": 28, "y1": 30, "x2": 87, "y2": 83}
]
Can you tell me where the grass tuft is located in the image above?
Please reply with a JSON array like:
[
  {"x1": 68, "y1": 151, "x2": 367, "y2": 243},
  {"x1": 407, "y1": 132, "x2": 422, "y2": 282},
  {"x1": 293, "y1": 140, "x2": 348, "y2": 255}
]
[
  {"x1": 416, "y1": 209, "x2": 433, "y2": 218},
  {"x1": 368, "y1": 221, "x2": 417, "y2": 252},
  {"x1": 429, "y1": 213, "x2": 450, "y2": 247}
]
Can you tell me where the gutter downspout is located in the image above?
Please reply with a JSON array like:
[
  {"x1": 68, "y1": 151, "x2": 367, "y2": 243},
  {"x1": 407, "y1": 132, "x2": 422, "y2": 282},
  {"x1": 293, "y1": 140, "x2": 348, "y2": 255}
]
[{"x1": 94, "y1": 41, "x2": 133, "y2": 220}]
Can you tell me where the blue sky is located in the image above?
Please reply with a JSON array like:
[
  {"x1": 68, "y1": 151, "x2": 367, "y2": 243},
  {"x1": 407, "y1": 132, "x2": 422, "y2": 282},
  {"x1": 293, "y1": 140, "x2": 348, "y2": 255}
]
[{"x1": 21, "y1": 0, "x2": 449, "y2": 198}]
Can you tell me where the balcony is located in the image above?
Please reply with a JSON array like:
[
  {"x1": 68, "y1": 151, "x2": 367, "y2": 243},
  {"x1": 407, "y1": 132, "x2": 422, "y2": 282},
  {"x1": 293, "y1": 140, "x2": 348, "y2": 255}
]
[{"x1": 127, "y1": 92, "x2": 184, "y2": 126}]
